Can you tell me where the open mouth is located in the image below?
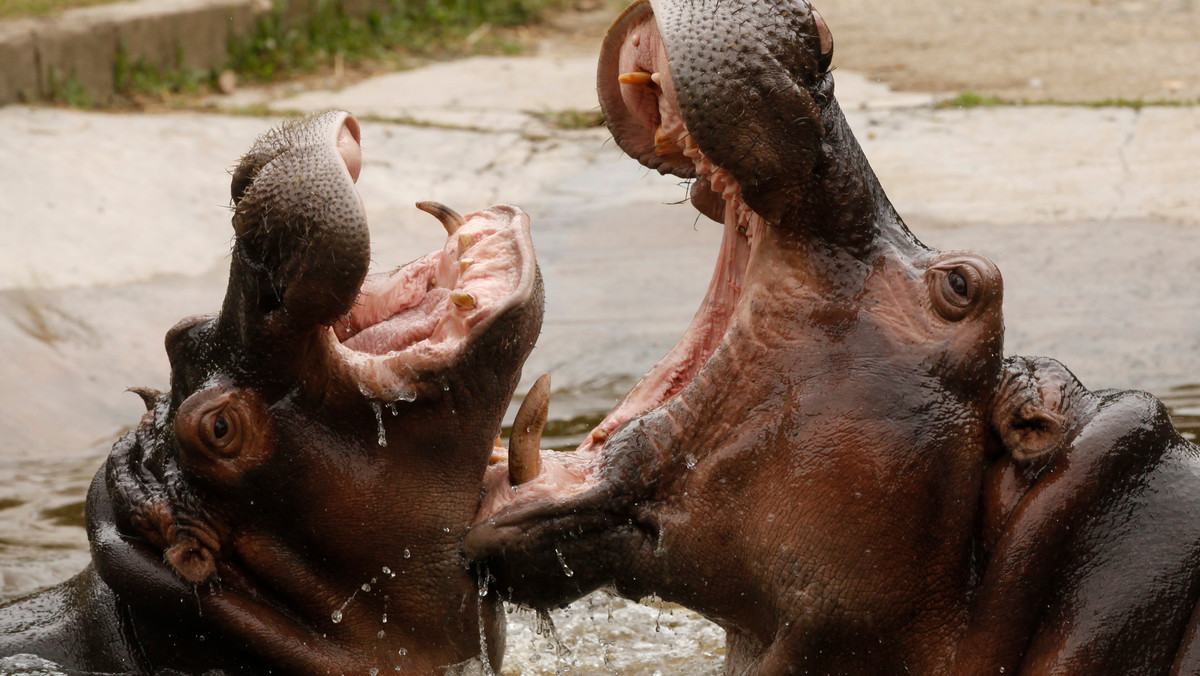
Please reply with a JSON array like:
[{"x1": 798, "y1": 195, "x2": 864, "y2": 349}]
[
  {"x1": 478, "y1": 2, "x2": 768, "y2": 512},
  {"x1": 320, "y1": 116, "x2": 538, "y2": 403}
]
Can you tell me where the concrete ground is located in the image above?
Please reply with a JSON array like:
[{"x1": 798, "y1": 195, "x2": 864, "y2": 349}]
[{"x1": 2, "y1": 16, "x2": 1197, "y2": 458}]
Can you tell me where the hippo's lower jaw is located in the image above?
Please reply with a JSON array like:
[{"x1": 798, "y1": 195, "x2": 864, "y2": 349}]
[{"x1": 328, "y1": 201, "x2": 538, "y2": 404}]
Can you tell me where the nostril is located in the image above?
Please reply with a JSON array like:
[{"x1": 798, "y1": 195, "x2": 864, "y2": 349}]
[{"x1": 338, "y1": 117, "x2": 362, "y2": 183}]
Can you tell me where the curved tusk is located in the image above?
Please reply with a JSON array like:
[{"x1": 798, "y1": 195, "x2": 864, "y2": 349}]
[
  {"x1": 509, "y1": 373, "x2": 551, "y2": 485},
  {"x1": 416, "y1": 200, "x2": 467, "y2": 235}
]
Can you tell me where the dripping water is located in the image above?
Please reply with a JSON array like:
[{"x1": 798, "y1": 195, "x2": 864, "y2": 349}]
[
  {"x1": 371, "y1": 401, "x2": 387, "y2": 447},
  {"x1": 554, "y1": 547, "x2": 574, "y2": 578}
]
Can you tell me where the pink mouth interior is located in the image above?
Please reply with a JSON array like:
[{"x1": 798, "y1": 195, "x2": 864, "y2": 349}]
[
  {"x1": 574, "y1": 10, "x2": 765, "y2": 454},
  {"x1": 327, "y1": 118, "x2": 529, "y2": 369},
  {"x1": 333, "y1": 213, "x2": 528, "y2": 360}
]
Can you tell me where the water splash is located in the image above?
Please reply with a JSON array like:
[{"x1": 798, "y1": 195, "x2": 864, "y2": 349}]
[
  {"x1": 331, "y1": 609, "x2": 344, "y2": 624},
  {"x1": 478, "y1": 578, "x2": 496, "y2": 676}
]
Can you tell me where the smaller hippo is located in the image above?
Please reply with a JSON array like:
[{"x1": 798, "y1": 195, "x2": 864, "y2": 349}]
[
  {"x1": 0, "y1": 111, "x2": 544, "y2": 674},
  {"x1": 961, "y1": 356, "x2": 1200, "y2": 675}
]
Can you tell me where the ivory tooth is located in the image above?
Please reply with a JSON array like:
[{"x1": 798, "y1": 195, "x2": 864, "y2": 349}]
[
  {"x1": 450, "y1": 290, "x2": 477, "y2": 310},
  {"x1": 415, "y1": 201, "x2": 466, "y2": 235},
  {"x1": 460, "y1": 258, "x2": 476, "y2": 273},
  {"x1": 654, "y1": 127, "x2": 682, "y2": 156},
  {"x1": 650, "y1": 71, "x2": 662, "y2": 85},
  {"x1": 509, "y1": 373, "x2": 551, "y2": 485},
  {"x1": 458, "y1": 233, "x2": 474, "y2": 254},
  {"x1": 618, "y1": 71, "x2": 654, "y2": 87}
]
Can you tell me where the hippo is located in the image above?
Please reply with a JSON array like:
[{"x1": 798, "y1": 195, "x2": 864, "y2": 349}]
[
  {"x1": 0, "y1": 111, "x2": 544, "y2": 674},
  {"x1": 467, "y1": 1, "x2": 1200, "y2": 673}
]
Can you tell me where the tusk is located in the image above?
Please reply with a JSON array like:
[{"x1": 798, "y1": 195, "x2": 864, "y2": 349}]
[
  {"x1": 416, "y1": 201, "x2": 466, "y2": 235},
  {"x1": 458, "y1": 233, "x2": 475, "y2": 254},
  {"x1": 618, "y1": 71, "x2": 654, "y2": 87},
  {"x1": 509, "y1": 373, "x2": 550, "y2": 485},
  {"x1": 654, "y1": 126, "x2": 682, "y2": 156},
  {"x1": 450, "y1": 290, "x2": 477, "y2": 310}
]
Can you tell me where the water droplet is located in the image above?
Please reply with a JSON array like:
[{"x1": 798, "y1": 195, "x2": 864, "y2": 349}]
[
  {"x1": 371, "y1": 401, "x2": 387, "y2": 447},
  {"x1": 385, "y1": 402, "x2": 397, "y2": 416},
  {"x1": 377, "y1": 629, "x2": 386, "y2": 639},
  {"x1": 684, "y1": 454, "x2": 697, "y2": 469},
  {"x1": 554, "y1": 547, "x2": 574, "y2": 578},
  {"x1": 370, "y1": 669, "x2": 379, "y2": 676},
  {"x1": 362, "y1": 583, "x2": 372, "y2": 592},
  {"x1": 398, "y1": 648, "x2": 408, "y2": 656},
  {"x1": 382, "y1": 612, "x2": 388, "y2": 624},
  {"x1": 331, "y1": 609, "x2": 343, "y2": 624},
  {"x1": 442, "y1": 526, "x2": 451, "y2": 533},
  {"x1": 382, "y1": 566, "x2": 391, "y2": 575},
  {"x1": 403, "y1": 548, "x2": 411, "y2": 559}
]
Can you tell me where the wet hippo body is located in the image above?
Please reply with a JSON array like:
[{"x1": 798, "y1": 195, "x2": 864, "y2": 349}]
[
  {"x1": 0, "y1": 111, "x2": 543, "y2": 674},
  {"x1": 467, "y1": 1, "x2": 1200, "y2": 674}
]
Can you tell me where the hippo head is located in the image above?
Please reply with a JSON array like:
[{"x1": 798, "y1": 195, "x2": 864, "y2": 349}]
[
  {"x1": 469, "y1": 2, "x2": 1013, "y2": 671},
  {"x1": 91, "y1": 111, "x2": 542, "y2": 673}
]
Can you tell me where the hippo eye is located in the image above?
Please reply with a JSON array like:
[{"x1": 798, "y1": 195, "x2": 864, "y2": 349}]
[
  {"x1": 213, "y1": 414, "x2": 229, "y2": 440},
  {"x1": 928, "y1": 260, "x2": 988, "y2": 322},
  {"x1": 947, "y1": 270, "x2": 969, "y2": 298}
]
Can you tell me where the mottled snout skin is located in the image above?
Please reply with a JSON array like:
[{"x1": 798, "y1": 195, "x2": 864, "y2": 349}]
[
  {"x1": 0, "y1": 111, "x2": 543, "y2": 675},
  {"x1": 469, "y1": 2, "x2": 1200, "y2": 674}
]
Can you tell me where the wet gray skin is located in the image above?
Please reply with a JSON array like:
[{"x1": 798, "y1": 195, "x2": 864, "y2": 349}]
[
  {"x1": 0, "y1": 111, "x2": 544, "y2": 674},
  {"x1": 467, "y1": 1, "x2": 1200, "y2": 674}
]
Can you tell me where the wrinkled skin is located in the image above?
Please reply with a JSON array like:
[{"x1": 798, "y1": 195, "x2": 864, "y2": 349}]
[
  {"x1": 467, "y1": 2, "x2": 1200, "y2": 674},
  {"x1": 0, "y1": 111, "x2": 543, "y2": 674},
  {"x1": 965, "y1": 356, "x2": 1200, "y2": 675}
]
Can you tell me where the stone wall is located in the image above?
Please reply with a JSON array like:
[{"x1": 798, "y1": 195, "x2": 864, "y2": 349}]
[{"x1": 0, "y1": 0, "x2": 393, "y2": 105}]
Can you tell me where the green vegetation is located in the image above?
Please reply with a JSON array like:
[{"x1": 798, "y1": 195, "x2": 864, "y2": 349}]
[
  {"x1": 531, "y1": 108, "x2": 606, "y2": 130},
  {"x1": 228, "y1": 0, "x2": 548, "y2": 82},
  {"x1": 937, "y1": 89, "x2": 1198, "y2": 110},
  {"x1": 101, "y1": 0, "x2": 564, "y2": 106},
  {"x1": 936, "y1": 91, "x2": 1006, "y2": 109},
  {"x1": 0, "y1": 0, "x2": 130, "y2": 19}
]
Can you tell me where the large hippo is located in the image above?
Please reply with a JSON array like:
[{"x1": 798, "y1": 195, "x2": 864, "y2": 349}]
[
  {"x1": 467, "y1": 1, "x2": 1200, "y2": 673},
  {"x1": 0, "y1": 111, "x2": 544, "y2": 674}
]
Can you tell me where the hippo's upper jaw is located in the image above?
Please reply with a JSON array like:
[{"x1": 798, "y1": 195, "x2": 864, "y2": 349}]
[{"x1": 75, "y1": 111, "x2": 543, "y2": 674}]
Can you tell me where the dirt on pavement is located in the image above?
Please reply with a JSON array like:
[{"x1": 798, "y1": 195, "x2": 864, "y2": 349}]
[
  {"x1": 813, "y1": 0, "x2": 1200, "y2": 103},
  {"x1": 544, "y1": 0, "x2": 1200, "y2": 103}
]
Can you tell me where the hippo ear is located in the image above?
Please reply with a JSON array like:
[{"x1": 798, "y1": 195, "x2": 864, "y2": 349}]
[
  {"x1": 995, "y1": 403, "x2": 1067, "y2": 463},
  {"x1": 991, "y1": 359, "x2": 1071, "y2": 462}
]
